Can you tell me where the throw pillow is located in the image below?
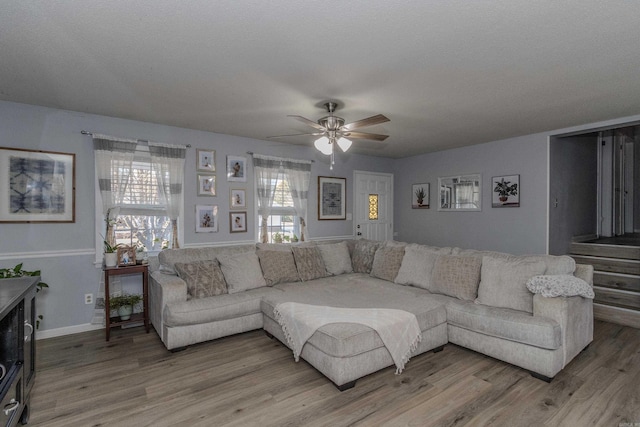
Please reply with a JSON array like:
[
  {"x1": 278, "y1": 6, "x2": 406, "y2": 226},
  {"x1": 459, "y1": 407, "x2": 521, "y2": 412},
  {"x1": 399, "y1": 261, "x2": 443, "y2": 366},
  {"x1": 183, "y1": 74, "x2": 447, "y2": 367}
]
[
  {"x1": 351, "y1": 239, "x2": 381, "y2": 273},
  {"x1": 526, "y1": 275, "x2": 595, "y2": 299},
  {"x1": 431, "y1": 255, "x2": 483, "y2": 301},
  {"x1": 370, "y1": 246, "x2": 405, "y2": 282},
  {"x1": 476, "y1": 256, "x2": 547, "y2": 313},
  {"x1": 257, "y1": 249, "x2": 300, "y2": 286},
  {"x1": 395, "y1": 244, "x2": 450, "y2": 290},
  {"x1": 291, "y1": 246, "x2": 328, "y2": 281},
  {"x1": 174, "y1": 259, "x2": 228, "y2": 299},
  {"x1": 317, "y1": 241, "x2": 353, "y2": 275},
  {"x1": 217, "y1": 251, "x2": 267, "y2": 294}
]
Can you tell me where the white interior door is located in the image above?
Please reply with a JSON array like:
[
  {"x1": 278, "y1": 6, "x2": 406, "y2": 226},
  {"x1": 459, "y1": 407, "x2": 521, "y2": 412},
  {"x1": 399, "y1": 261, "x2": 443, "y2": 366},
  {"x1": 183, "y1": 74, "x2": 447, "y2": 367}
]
[{"x1": 353, "y1": 171, "x2": 393, "y2": 241}]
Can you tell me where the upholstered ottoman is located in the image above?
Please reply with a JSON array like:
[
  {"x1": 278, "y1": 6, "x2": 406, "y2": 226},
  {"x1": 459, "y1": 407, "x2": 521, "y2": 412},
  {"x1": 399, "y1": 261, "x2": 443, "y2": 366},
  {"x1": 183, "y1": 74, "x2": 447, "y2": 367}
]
[{"x1": 261, "y1": 274, "x2": 448, "y2": 390}]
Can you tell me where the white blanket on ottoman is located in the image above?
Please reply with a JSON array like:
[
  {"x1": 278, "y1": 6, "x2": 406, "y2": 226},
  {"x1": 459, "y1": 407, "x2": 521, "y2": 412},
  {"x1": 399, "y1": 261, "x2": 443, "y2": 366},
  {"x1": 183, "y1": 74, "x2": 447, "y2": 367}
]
[{"x1": 273, "y1": 302, "x2": 422, "y2": 374}]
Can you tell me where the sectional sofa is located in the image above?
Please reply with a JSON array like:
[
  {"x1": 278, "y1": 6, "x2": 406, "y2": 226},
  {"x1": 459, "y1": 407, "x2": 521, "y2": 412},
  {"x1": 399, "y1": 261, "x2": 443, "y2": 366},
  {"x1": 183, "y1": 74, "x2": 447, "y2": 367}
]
[{"x1": 148, "y1": 239, "x2": 594, "y2": 390}]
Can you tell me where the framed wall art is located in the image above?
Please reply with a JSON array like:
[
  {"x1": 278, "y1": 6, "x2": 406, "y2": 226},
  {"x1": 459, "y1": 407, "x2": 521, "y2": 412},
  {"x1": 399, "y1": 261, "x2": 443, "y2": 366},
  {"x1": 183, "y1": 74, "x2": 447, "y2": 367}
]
[
  {"x1": 438, "y1": 174, "x2": 482, "y2": 211},
  {"x1": 227, "y1": 155, "x2": 247, "y2": 182},
  {"x1": 230, "y1": 211, "x2": 247, "y2": 233},
  {"x1": 230, "y1": 188, "x2": 246, "y2": 209},
  {"x1": 117, "y1": 246, "x2": 136, "y2": 266},
  {"x1": 195, "y1": 205, "x2": 218, "y2": 232},
  {"x1": 197, "y1": 175, "x2": 216, "y2": 196},
  {"x1": 492, "y1": 175, "x2": 520, "y2": 208},
  {"x1": 196, "y1": 149, "x2": 215, "y2": 172},
  {"x1": 318, "y1": 176, "x2": 346, "y2": 220},
  {"x1": 0, "y1": 147, "x2": 76, "y2": 223},
  {"x1": 412, "y1": 183, "x2": 430, "y2": 209}
]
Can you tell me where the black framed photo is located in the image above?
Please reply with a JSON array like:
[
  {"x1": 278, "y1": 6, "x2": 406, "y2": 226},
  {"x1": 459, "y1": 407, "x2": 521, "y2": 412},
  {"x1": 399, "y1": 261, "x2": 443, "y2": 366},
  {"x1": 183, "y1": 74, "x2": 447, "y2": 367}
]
[
  {"x1": 230, "y1": 211, "x2": 247, "y2": 233},
  {"x1": 0, "y1": 147, "x2": 76, "y2": 223},
  {"x1": 318, "y1": 176, "x2": 346, "y2": 220},
  {"x1": 492, "y1": 175, "x2": 520, "y2": 208}
]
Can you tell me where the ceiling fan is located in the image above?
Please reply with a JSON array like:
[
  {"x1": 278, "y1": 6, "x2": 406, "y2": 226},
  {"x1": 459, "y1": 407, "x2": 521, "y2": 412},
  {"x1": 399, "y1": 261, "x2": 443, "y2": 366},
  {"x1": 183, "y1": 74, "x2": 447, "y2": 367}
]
[{"x1": 268, "y1": 101, "x2": 390, "y2": 169}]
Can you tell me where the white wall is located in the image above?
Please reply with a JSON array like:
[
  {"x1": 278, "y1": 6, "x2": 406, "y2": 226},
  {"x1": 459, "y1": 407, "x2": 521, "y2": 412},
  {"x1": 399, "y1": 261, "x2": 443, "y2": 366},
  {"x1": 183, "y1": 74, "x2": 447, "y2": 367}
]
[{"x1": 0, "y1": 100, "x2": 392, "y2": 335}]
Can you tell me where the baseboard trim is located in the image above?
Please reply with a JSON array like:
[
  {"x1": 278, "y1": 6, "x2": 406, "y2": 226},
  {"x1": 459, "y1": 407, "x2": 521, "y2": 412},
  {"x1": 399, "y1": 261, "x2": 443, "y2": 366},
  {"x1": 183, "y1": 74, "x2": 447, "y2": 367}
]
[{"x1": 36, "y1": 323, "x2": 103, "y2": 340}]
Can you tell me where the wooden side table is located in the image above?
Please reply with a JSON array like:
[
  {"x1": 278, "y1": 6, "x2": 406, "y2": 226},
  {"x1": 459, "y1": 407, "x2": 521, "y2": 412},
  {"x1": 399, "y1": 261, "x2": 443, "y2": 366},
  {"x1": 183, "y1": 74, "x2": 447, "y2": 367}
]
[{"x1": 103, "y1": 264, "x2": 150, "y2": 341}]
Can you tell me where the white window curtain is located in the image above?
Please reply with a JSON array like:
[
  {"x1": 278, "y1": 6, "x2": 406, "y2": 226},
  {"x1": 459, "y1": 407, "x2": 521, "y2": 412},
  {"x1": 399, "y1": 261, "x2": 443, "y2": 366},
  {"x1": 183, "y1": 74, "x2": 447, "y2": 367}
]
[
  {"x1": 93, "y1": 134, "x2": 137, "y2": 245},
  {"x1": 253, "y1": 155, "x2": 282, "y2": 243},
  {"x1": 149, "y1": 142, "x2": 186, "y2": 248},
  {"x1": 283, "y1": 160, "x2": 312, "y2": 241}
]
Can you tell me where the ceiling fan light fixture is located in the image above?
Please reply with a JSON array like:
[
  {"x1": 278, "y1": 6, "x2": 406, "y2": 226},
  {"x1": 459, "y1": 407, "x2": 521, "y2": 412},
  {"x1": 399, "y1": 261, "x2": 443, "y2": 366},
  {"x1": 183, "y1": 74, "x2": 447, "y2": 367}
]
[
  {"x1": 314, "y1": 136, "x2": 332, "y2": 155},
  {"x1": 337, "y1": 137, "x2": 352, "y2": 152}
]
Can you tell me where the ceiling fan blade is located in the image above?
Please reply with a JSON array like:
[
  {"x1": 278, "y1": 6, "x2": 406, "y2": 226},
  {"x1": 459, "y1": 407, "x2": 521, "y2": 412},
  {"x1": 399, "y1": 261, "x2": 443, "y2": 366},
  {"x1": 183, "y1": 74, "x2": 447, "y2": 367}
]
[
  {"x1": 266, "y1": 132, "x2": 325, "y2": 139},
  {"x1": 287, "y1": 115, "x2": 326, "y2": 131},
  {"x1": 343, "y1": 131, "x2": 389, "y2": 141},
  {"x1": 341, "y1": 114, "x2": 390, "y2": 131}
]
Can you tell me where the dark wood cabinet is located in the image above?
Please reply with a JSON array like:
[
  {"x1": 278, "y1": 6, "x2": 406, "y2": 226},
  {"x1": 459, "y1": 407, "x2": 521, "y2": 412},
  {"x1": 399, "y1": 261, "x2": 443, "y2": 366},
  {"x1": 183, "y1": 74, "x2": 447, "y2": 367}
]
[{"x1": 0, "y1": 277, "x2": 37, "y2": 426}]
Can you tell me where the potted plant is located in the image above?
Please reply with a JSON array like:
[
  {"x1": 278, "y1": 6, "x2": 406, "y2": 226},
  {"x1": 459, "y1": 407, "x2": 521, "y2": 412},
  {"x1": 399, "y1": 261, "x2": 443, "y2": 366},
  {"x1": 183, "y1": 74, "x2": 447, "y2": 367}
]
[
  {"x1": 493, "y1": 178, "x2": 518, "y2": 203},
  {"x1": 0, "y1": 263, "x2": 49, "y2": 328},
  {"x1": 273, "y1": 232, "x2": 283, "y2": 243},
  {"x1": 103, "y1": 239, "x2": 122, "y2": 267},
  {"x1": 109, "y1": 293, "x2": 142, "y2": 321},
  {"x1": 415, "y1": 187, "x2": 426, "y2": 206}
]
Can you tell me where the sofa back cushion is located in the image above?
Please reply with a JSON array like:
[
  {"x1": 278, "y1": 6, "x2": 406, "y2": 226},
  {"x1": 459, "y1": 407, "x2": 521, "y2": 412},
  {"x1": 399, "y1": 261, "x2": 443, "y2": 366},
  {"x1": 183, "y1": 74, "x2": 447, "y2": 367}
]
[
  {"x1": 370, "y1": 245, "x2": 405, "y2": 282},
  {"x1": 476, "y1": 256, "x2": 547, "y2": 313},
  {"x1": 431, "y1": 255, "x2": 482, "y2": 301},
  {"x1": 522, "y1": 255, "x2": 576, "y2": 275},
  {"x1": 395, "y1": 244, "x2": 452, "y2": 290},
  {"x1": 317, "y1": 241, "x2": 353, "y2": 275},
  {"x1": 217, "y1": 251, "x2": 267, "y2": 294},
  {"x1": 174, "y1": 259, "x2": 228, "y2": 299},
  {"x1": 157, "y1": 244, "x2": 256, "y2": 274},
  {"x1": 257, "y1": 249, "x2": 300, "y2": 286},
  {"x1": 292, "y1": 246, "x2": 328, "y2": 281},
  {"x1": 351, "y1": 239, "x2": 382, "y2": 273}
]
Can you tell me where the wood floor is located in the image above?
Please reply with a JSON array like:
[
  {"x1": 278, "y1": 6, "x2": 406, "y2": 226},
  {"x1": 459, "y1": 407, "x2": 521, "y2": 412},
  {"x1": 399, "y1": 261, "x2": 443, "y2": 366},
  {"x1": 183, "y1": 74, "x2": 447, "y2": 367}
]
[{"x1": 29, "y1": 321, "x2": 640, "y2": 427}]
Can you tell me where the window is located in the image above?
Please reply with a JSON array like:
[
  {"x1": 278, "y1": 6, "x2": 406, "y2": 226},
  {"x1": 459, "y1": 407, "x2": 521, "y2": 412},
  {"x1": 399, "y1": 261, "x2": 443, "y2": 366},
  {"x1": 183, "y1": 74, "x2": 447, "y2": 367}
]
[{"x1": 261, "y1": 177, "x2": 300, "y2": 243}]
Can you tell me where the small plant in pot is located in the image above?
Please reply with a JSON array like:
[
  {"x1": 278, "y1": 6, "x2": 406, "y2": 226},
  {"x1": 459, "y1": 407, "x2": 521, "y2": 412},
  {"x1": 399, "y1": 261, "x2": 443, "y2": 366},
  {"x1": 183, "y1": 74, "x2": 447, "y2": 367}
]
[
  {"x1": 103, "y1": 240, "x2": 123, "y2": 267},
  {"x1": 109, "y1": 293, "x2": 142, "y2": 321}
]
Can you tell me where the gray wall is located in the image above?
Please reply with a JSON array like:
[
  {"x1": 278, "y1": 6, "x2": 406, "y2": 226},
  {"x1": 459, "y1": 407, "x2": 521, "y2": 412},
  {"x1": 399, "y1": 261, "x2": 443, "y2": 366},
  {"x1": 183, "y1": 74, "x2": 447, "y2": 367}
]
[
  {"x1": 393, "y1": 133, "x2": 549, "y2": 255},
  {"x1": 0, "y1": 100, "x2": 392, "y2": 334},
  {"x1": 548, "y1": 134, "x2": 598, "y2": 255}
]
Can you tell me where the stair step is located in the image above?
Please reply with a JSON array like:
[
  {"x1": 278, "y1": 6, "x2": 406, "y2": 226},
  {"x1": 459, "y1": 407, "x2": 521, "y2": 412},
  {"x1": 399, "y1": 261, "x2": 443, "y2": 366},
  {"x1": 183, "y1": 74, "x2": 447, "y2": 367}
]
[
  {"x1": 593, "y1": 286, "x2": 640, "y2": 311},
  {"x1": 593, "y1": 271, "x2": 640, "y2": 292},
  {"x1": 593, "y1": 303, "x2": 640, "y2": 329},
  {"x1": 571, "y1": 255, "x2": 640, "y2": 275},
  {"x1": 570, "y1": 242, "x2": 640, "y2": 260}
]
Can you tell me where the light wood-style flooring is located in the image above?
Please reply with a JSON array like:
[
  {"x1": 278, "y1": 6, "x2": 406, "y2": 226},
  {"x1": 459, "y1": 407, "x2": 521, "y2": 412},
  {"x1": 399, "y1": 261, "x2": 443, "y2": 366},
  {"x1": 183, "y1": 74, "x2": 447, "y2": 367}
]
[{"x1": 29, "y1": 321, "x2": 640, "y2": 427}]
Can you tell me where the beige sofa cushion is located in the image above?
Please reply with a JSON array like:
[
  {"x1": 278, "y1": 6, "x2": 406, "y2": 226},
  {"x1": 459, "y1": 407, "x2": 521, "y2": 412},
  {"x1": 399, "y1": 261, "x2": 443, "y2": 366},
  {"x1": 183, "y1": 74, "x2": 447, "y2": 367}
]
[
  {"x1": 370, "y1": 246, "x2": 405, "y2": 282},
  {"x1": 395, "y1": 244, "x2": 452, "y2": 290},
  {"x1": 476, "y1": 256, "x2": 546, "y2": 313},
  {"x1": 217, "y1": 251, "x2": 267, "y2": 294},
  {"x1": 157, "y1": 244, "x2": 256, "y2": 274},
  {"x1": 317, "y1": 241, "x2": 353, "y2": 275},
  {"x1": 351, "y1": 239, "x2": 381, "y2": 273},
  {"x1": 257, "y1": 249, "x2": 300, "y2": 286},
  {"x1": 292, "y1": 246, "x2": 328, "y2": 281},
  {"x1": 431, "y1": 255, "x2": 482, "y2": 301},
  {"x1": 174, "y1": 260, "x2": 227, "y2": 299}
]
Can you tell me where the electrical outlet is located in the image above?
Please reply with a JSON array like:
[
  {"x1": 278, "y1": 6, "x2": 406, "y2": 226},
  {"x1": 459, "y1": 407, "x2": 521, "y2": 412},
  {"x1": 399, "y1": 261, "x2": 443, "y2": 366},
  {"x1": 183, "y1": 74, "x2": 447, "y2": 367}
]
[{"x1": 84, "y1": 293, "x2": 93, "y2": 305}]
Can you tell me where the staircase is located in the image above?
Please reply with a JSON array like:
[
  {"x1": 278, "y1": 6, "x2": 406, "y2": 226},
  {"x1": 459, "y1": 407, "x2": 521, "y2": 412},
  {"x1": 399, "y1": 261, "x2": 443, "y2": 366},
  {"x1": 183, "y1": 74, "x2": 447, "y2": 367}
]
[{"x1": 570, "y1": 242, "x2": 640, "y2": 328}]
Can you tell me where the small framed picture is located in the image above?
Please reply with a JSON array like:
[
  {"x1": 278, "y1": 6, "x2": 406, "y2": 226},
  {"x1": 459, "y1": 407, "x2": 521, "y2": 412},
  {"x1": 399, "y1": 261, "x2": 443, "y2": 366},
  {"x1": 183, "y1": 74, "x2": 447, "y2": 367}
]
[
  {"x1": 195, "y1": 205, "x2": 218, "y2": 232},
  {"x1": 196, "y1": 149, "x2": 215, "y2": 172},
  {"x1": 492, "y1": 175, "x2": 520, "y2": 208},
  {"x1": 227, "y1": 155, "x2": 247, "y2": 182},
  {"x1": 230, "y1": 211, "x2": 247, "y2": 233},
  {"x1": 197, "y1": 175, "x2": 216, "y2": 196},
  {"x1": 318, "y1": 176, "x2": 346, "y2": 220},
  {"x1": 117, "y1": 246, "x2": 136, "y2": 266},
  {"x1": 230, "y1": 189, "x2": 246, "y2": 209},
  {"x1": 412, "y1": 183, "x2": 430, "y2": 209}
]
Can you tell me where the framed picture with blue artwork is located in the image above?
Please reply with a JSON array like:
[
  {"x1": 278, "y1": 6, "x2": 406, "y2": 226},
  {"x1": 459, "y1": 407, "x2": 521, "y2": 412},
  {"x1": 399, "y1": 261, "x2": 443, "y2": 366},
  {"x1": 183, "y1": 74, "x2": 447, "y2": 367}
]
[{"x1": 0, "y1": 147, "x2": 75, "y2": 223}]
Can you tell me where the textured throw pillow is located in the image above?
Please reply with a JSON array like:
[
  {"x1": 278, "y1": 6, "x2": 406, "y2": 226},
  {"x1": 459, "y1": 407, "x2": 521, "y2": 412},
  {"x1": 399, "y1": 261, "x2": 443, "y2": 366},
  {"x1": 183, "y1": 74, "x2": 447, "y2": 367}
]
[
  {"x1": 395, "y1": 244, "x2": 450, "y2": 290},
  {"x1": 476, "y1": 256, "x2": 547, "y2": 313},
  {"x1": 217, "y1": 251, "x2": 267, "y2": 294},
  {"x1": 257, "y1": 249, "x2": 300, "y2": 286},
  {"x1": 317, "y1": 241, "x2": 353, "y2": 275},
  {"x1": 370, "y1": 246, "x2": 405, "y2": 282},
  {"x1": 174, "y1": 259, "x2": 228, "y2": 299},
  {"x1": 431, "y1": 255, "x2": 483, "y2": 301},
  {"x1": 291, "y1": 246, "x2": 328, "y2": 281},
  {"x1": 351, "y1": 239, "x2": 381, "y2": 273},
  {"x1": 526, "y1": 275, "x2": 595, "y2": 299}
]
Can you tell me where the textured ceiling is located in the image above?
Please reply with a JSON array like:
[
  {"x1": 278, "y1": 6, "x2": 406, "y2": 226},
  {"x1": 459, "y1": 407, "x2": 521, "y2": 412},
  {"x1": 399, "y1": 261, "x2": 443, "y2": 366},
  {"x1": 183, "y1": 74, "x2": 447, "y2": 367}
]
[{"x1": 1, "y1": 1, "x2": 639, "y2": 158}]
